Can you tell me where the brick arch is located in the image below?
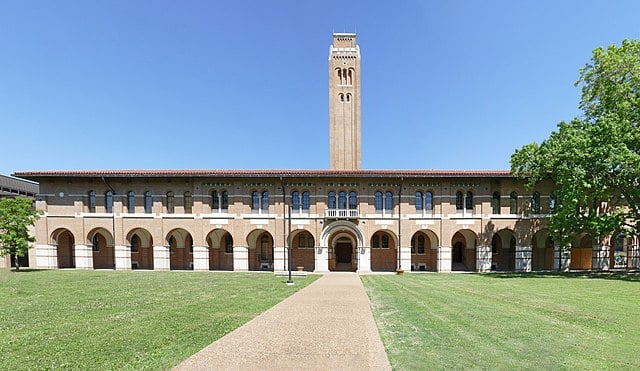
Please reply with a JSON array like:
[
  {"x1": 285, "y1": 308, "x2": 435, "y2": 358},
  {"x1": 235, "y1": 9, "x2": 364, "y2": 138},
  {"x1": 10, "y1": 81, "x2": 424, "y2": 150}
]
[
  {"x1": 290, "y1": 229, "x2": 315, "y2": 272},
  {"x1": 126, "y1": 228, "x2": 153, "y2": 270},
  {"x1": 87, "y1": 227, "x2": 114, "y2": 270},
  {"x1": 166, "y1": 228, "x2": 193, "y2": 270},
  {"x1": 451, "y1": 229, "x2": 478, "y2": 271},
  {"x1": 206, "y1": 228, "x2": 233, "y2": 271},
  {"x1": 370, "y1": 229, "x2": 397, "y2": 272},
  {"x1": 411, "y1": 230, "x2": 437, "y2": 271},
  {"x1": 51, "y1": 228, "x2": 75, "y2": 269},
  {"x1": 491, "y1": 228, "x2": 516, "y2": 271},
  {"x1": 246, "y1": 229, "x2": 274, "y2": 271}
]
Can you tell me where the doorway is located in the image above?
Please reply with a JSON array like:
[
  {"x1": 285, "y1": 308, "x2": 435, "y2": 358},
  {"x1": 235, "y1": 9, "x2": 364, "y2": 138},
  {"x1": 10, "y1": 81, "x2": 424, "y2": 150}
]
[{"x1": 333, "y1": 242, "x2": 354, "y2": 271}]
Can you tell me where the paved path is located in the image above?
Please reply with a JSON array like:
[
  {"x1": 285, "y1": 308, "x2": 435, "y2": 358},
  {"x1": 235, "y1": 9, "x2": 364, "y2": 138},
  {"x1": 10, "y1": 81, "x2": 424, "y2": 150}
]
[{"x1": 174, "y1": 273, "x2": 391, "y2": 370}]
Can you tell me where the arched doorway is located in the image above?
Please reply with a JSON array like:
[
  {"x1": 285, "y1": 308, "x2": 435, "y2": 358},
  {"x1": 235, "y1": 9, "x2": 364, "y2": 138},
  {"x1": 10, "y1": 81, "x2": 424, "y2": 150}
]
[
  {"x1": 291, "y1": 230, "x2": 315, "y2": 272},
  {"x1": 247, "y1": 230, "x2": 273, "y2": 271},
  {"x1": 570, "y1": 234, "x2": 593, "y2": 270},
  {"x1": 491, "y1": 229, "x2": 516, "y2": 271},
  {"x1": 370, "y1": 230, "x2": 397, "y2": 272},
  {"x1": 207, "y1": 229, "x2": 234, "y2": 271},
  {"x1": 333, "y1": 237, "x2": 355, "y2": 271},
  {"x1": 321, "y1": 221, "x2": 364, "y2": 272},
  {"x1": 531, "y1": 230, "x2": 554, "y2": 271},
  {"x1": 88, "y1": 228, "x2": 114, "y2": 270},
  {"x1": 452, "y1": 230, "x2": 477, "y2": 271},
  {"x1": 167, "y1": 229, "x2": 193, "y2": 270},
  {"x1": 53, "y1": 229, "x2": 75, "y2": 268},
  {"x1": 411, "y1": 230, "x2": 437, "y2": 271},
  {"x1": 127, "y1": 228, "x2": 153, "y2": 270}
]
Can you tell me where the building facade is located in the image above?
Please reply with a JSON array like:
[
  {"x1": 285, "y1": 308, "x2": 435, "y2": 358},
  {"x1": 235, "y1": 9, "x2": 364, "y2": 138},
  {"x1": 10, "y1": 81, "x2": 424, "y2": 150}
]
[
  {"x1": 0, "y1": 174, "x2": 39, "y2": 269},
  {"x1": 13, "y1": 34, "x2": 640, "y2": 273}
]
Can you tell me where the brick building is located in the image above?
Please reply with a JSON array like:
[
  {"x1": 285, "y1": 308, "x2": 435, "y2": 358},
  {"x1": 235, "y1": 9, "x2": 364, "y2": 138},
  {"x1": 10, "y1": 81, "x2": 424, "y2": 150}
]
[{"x1": 13, "y1": 34, "x2": 639, "y2": 273}]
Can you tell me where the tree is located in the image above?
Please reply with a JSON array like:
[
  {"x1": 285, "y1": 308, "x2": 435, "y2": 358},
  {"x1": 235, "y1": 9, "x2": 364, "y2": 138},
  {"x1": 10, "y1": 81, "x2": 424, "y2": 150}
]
[
  {"x1": 0, "y1": 197, "x2": 40, "y2": 271},
  {"x1": 511, "y1": 39, "x2": 640, "y2": 251}
]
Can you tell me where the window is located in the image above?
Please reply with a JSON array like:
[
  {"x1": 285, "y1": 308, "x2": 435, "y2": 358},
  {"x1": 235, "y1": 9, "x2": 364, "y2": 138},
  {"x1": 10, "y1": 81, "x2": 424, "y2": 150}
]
[
  {"x1": 292, "y1": 191, "x2": 300, "y2": 211},
  {"x1": 212, "y1": 191, "x2": 219, "y2": 210},
  {"x1": 417, "y1": 235, "x2": 425, "y2": 254},
  {"x1": 252, "y1": 191, "x2": 260, "y2": 211},
  {"x1": 425, "y1": 191, "x2": 433, "y2": 213},
  {"x1": 167, "y1": 191, "x2": 174, "y2": 213},
  {"x1": 510, "y1": 192, "x2": 518, "y2": 214},
  {"x1": 88, "y1": 191, "x2": 96, "y2": 213},
  {"x1": 302, "y1": 191, "x2": 310, "y2": 211},
  {"x1": 328, "y1": 192, "x2": 336, "y2": 209},
  {"x1": 492, "y1": 192, "x2": 501, "y2": 215},
  {"x1": 372, "y1": 234, "x2": 380, "y2": 248},
  {"x1": 374, "y1": 191, "x2": 383, "y2": 211},
  {"x1": 261, "y1": 191, "x2": 269, "y2": 212},
  {"x1": 144, "y1": 191, "x2": 152, "y2": 213},
  {"x1": 532, "y1": 192, "x2": 541, "y2": 214},
  {"x1": 382, "y1": 234, "x2": 389, "y2": 248},
  {"x1": 105, "y1": 191, "x2": 113, "y2": 213},
  {"x1": 465, "y1": 191, "x2": 473, "y2": 211},
  {"x1": 127, "y1": 191, "x2": 135, "y2": 213},
  {"x1": 550, "y1": 192, "x2": 556, "y2": 214},
  {"x1": 338, "y1": 191, "x2": 346, "y2": 209},
  {"x1": 92, "y1": 234, "x2": 100, "y2": 251},
  {"x1": 224, "y1": 233, "x2": 233, "y2": 254},
  {"x1": 456, "y1": 191, "x2": 463, "y2": 211},
  {"x1": 131, "y1": 234, "x2": 140, "y2": 252},
  {"x1": 372, "y1": 232, "x2": 391, "y2": 249},
  {"x1": 415, "y1": 191, "x2": 423, "y2": 211},
  {"x1": 349, "y1": 191, "x2": 357, "y2": 210},
  {"x1": 260, "y1": 234, "x2": 270, "y2": 260},
  {"x1": 221, "y1": 191, "x2": 228, "y2": 210},
  {"x1": 385, "y1": 191, "x2": 393, "y2": 211},
  {"x1": 184, "y1": 191, "x2": 193, "y2": 214}
]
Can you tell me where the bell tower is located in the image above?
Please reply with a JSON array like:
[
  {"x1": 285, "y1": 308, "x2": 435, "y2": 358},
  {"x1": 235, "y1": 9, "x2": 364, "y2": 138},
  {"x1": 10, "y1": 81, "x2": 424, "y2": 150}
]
[{"x1": 329, "y1": 33, "x2": 361, "y2": 170}]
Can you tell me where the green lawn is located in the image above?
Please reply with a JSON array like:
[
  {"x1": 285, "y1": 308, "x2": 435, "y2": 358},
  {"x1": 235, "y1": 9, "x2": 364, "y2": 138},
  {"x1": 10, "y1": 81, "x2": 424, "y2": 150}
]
[
  {"x1": 0, "y1": 269, "x2": 318, "y2": 369},
  {"x1": 362, "y1": 273, "x2": 640, "y2": 370}
]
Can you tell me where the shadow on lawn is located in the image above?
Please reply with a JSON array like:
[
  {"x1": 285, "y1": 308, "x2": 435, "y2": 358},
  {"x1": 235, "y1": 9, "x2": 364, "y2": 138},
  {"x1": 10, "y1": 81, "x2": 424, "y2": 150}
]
[{"x1": 484, "y1": 271, "x2": 640, "y2": 282}]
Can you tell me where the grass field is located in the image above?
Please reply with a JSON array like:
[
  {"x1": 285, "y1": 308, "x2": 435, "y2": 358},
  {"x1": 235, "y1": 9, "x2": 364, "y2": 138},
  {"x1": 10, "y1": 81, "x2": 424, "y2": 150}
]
[
  {"x1": 0, "y1": 269, "x2": 318, "y2": 369},
  {"x1": 362, "y1": 272, "x2": 640, "y2": 370}
]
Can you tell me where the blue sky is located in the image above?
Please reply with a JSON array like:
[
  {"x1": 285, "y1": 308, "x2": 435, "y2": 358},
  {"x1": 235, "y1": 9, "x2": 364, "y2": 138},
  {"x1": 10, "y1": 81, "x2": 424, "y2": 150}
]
[{"x1": 1, "y1": 0, "x2": 638, "y2": 175}]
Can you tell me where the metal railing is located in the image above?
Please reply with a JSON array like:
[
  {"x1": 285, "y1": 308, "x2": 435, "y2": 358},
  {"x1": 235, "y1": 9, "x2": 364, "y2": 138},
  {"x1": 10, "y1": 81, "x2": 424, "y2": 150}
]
[{"x1": 325, "y1": 208, "x2": 359, "y2": 218}]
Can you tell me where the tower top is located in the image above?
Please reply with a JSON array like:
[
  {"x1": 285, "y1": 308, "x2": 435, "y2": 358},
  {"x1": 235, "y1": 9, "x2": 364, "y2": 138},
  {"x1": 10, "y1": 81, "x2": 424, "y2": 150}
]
[{"x1": 332, "y1": 33, "x2": 357, "y2": 48}]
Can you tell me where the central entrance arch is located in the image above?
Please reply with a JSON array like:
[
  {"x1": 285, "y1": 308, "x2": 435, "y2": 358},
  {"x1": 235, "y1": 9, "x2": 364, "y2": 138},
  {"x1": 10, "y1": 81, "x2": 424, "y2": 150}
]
[{"x1": 320, "y1": 220, "x2": 364, "y2": 272}]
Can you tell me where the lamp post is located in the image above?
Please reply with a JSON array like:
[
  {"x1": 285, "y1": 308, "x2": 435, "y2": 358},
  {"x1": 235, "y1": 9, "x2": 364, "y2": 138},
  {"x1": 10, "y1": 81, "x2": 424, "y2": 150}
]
[{"x1": 286, "y1": 203, "x2": 293, "y2": 286}]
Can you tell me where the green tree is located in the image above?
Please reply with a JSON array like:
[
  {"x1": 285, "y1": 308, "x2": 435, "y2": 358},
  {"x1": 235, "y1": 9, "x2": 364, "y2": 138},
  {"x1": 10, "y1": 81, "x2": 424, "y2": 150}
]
[
  {"x1": 511, "y1": 39, "x2": 640, "y2": 251},
  {"x1": 0, "y1": 197, "x2": 40, "y2": 271}
]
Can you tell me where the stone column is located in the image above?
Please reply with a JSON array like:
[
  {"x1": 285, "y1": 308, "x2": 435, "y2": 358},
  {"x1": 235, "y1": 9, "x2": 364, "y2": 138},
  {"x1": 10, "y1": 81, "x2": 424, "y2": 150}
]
[
  {"x1": 399, "y1": 245, "x2": 411, "y2": 272},
  {"x1": 515, "y1": 245, "x2": 532, "y2": 272},
  {"x1": 74, "y1": 244, "x2": 93, "y2": 269},
  {"x1": 192, "y1": 246, "x2": 209, "y2": 271},
  {"x1": 476, "y1": 245, "x2": 492, "y2": 272},
  {"x1": 233, "y1": 246, "x2": 249, "y2": 271},
  {"x1": 554, "y1": 243, "x2": 570, "y2": 271},
  {"x1": 357, "y1": 246, "x2": 371, "y2": 273},
  {"x1": 437, "y1": 246, "x2": 452, "y2": 273},
  {"x1": 36, "y1": 244, "x2": 58, "y2": 269},
  {"x1": 592, "y1": 244, "x2": 609, "y2": 271},
  {"x1": 153, "y1": 245, "x2": 170, "y2": 271},
  {"x1": 273, "y1": 244, "x2": 287, "y2": 273},
  {"x1": 114, "y1": 245, "x2": 131, "y2": 270},
  {"x1": 315, "y1": 245, "x2": 329, "y2": 272}
]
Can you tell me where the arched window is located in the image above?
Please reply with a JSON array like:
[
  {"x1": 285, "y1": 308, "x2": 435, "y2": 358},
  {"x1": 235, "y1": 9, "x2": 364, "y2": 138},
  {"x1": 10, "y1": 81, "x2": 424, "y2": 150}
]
[
  {"x1": 339, "y1": 93, "x2": 344, "y2": 102},
  {"x1": 260, "y1": 234, "x2": 270, "y2": 260},
  {"x1": 372, "y1": 234, "x2": 380, "y2": 248},
  {"x1": 212, "y1": 190, "x2": 219, "y2": 210},
  {"x1": 221, "y1": 191, "x2": 228, "y2": 210},
  {"x1": 261, "y1": 191, "x2": 269, "y2": 212},
  {"x1": 292, "y1": 191, "x2": 300, "y2": 211},
  {"x1": 184, "y1": 192, "x2": 193, "y2": 214},
  {"x1": 465, "y1": 191, "x2": 473, "y2": 211},
  {"x1": 492, "y1": 192, "x2": 501, "y2": 214},
  {"x1": 455, "y1": 191, "x2": 463, "y2": 211},
  {"x1": 224, "y1": 233, "x2": 233, "y2": 254},
  {"x1": 348, "y1": 191, "x2": 357, "y2": 210},
  {"x1": 381, "y1": 234, "x2": 389, "y2": 248},
  {"x1": 92, "y1": 234, "x2": 100, "y2": 251},
  {"x1": 127, "y1": 191, "x2": 135, "y2": 213},
  {"x1": 328, "y1": 192, "x2": 336, "y2": 209},
  {"x1": 166, "y1": 191, "x2": 174, "y2": 213},
  {"x1": 374, "y1": 191, "x2": 383, "y2": 211},
  {"x1": 252, "y1": 191, "x2": 260, "y2": 211},
  {"x1": 338, "y1": 191, "x2": 347, "y2": 209},
  {"x1": 337, "y1": 68, "x2": 342, "y2": 84},
  {"x1": 144, "y1": 191, "x2": 152, "y2": 213},
  {"x1": 549, "y1": 192, "x2": 556, "y2": 214},
  {"x1": 510, "y1": 192, "x2": 518, "y2": 214},
  {"x1": 346, "y1": 93, "x2": 351, "y2": 102},
  {"x1": 348, "y1": 68, "x2": 353, "y2": 85},
  {"x1": 532, "y1": 192, "x2": 541, "y2": 214},
  {"x1": 417, "y1": 235, "x2": 425, "y2": 254},
  {"x1": 131, "y1": 234, "x2": 140, "y2": 252},
  {"x1": 415, "y1": 191, "x2": 423, "y2": 211},
  {"x1": 88, "y1": 191, "x2": 96, "y2": 213},
  {"x1": 302, "y1": 191, "x2": 310, "y2": 211},
  {"x1": 425, "y1": 191, "x2": 433, "y2": 213},
  {"x1": 105, "y1": 191, "x2": 113, "y2": 214},
  {"x1": 385, "y1": 191, "x2": 393, "y2": 211}
]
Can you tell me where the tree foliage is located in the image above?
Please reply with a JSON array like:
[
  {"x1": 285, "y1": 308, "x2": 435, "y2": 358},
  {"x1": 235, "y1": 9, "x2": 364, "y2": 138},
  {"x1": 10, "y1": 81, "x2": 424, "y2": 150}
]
[
  {"x1": 0, "y1": 197, "x2": 40, "y2": 271},
  {"x1": 511, "y1": 39, "x2": 640, "y2": 246}
]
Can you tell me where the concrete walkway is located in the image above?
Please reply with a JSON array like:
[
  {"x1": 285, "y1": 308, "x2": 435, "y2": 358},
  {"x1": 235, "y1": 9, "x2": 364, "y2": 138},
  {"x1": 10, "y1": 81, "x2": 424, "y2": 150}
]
[{"x1": 174, "y1": 273, "x2": 391, "y2": 370}]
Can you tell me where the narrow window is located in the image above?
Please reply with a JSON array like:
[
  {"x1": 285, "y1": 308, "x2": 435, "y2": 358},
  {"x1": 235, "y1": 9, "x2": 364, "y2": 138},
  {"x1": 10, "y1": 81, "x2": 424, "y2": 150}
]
[
  {"x1": 302, "y1": 191, "x2": 310, "y2": 211},
  {"x1": 224, "y1": 233, "x2": 233, "y2": 254},
  {"x1": 510, "y1": 192, "x2": 518, "y2": 214},
  {"x1": 348, "y1": 191, "x2": 357, "y2": 210},
  {"x1": 298, "y1": 234, "x2": 306, "y2": 248},
  {"x1": 339, "y1": 93, "x2": 344, "y2": 102},
  {"x1": 292, "y1": 191, "x2": 300, "y2": 211},
  {"x1": 425, "y1": 191, "x2": 433, "y2": 212},
  {"x1": 328, "y1": 192, "x2": 336, "y2": 209},
  {"x1": 212, "y1": 190, "x2": 219, "y2": 210},
  {"x1": 105, "y1": 191, "x2": 113, "y2": 213},
  {"x1": 465, "y1": 191, "x2": 473, "y2": 211},
  {"x1": 411, "y1": 236, "x2": 416, "y2": 254},
  {"x1": 127, "y1": 191, "x2": 135, "y2": 213},
  {"x1": 167, "y1": 191, "x2": 174, "y2": 213},
  {"x1": 131, "y1": 234, "x2": 140, "y2": 252},
  {"x1": 338, "y1": 191, "x2": 346, "y2": 209},
  {"x1": 184, "y1": 191, "x2": 193, "y2": 214},
  {"x1": 381, "y1": 234, "x2": 389, "y2": 248},
  {"x1": 385, "y1": 191, "x2": 393, "y2": 211},
  {"x1": 549, "y1": 192, "x2": 556, "y2": 214},
  {"x1": 221, "y1": 191, "x2": 229, "y2": 210},
  {"x1": 532, "y1": 192, "x2": 541, "y2": 214},
  {"x1": 415, "y1": 191, "x2": 423, "y2": 211},
  {"x1": 144, "y1": 191, "x2": 152, "y2": 213},
  {"x1": 261, "y1": 191, "x2": 269, "y2": 212},
  {"x1": 492, "y1": 192, "x2": 501, "y2": 215},
  {"x1": 92, "y1": 234, "x2": 100, "y2": 251},
  {"x1": 260, "y1": 234, "x2": 269, "y2": 260},
  {"x1": 372, "y1": 234, "x2": 380, "y2": 248},
  {"x1": 346, "y1": 93, "x2": 351, "y2": 102},
  {"x1": 88, "y1": 191, "x2": 96, "y2": 213},
  {"x1": 252, "y1": 191, "x2": 259, "y2": 211},
  {"x1": 418, "y1": 235, "x2": 425, "y2": 254},
  {"x1": 375, "y1": 191, "x2": 383, "y2": 211},
  {"x1": 456, "y1": 191, "x2": 463, "y2": 211}
]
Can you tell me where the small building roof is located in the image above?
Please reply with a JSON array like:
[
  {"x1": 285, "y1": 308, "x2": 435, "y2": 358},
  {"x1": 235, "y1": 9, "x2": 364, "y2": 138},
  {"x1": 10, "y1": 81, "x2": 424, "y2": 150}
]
[{"x1": 0, "y1": 174, "x2": 39, "y2": 197}]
